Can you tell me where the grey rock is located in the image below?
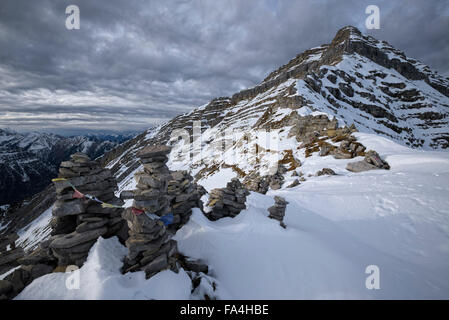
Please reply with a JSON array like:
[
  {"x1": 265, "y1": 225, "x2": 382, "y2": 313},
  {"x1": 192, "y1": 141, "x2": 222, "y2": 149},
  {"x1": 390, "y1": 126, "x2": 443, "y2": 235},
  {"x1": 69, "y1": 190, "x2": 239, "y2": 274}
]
[
  {"x1": 18, "y1": 247, "x2": 55, "y2": 266},
  {"x1": 183, "y1": 259, "x2": 209, "y2": 274},
  {"x1": 52, "y1": 199, "x2": 85, "y2": 217},
  {"x1": 120, "y1": 190, "x2": 136, "y2": 200},
  {"x1": 365, "y1": 150, "x2": 390, "y2": 169},
  {"x1": 316, "y1": 168, "x2": 337, "y2": 176},
  {"x1": 142, "y1": 254, "x2": 168, "y2": 276},
  {"x1": 49, "y1": 227, "x2": 107, "y2": 249},
  {"x1": 287, "y1": 179, "x2": 300, "y2": 188},
  {"x1": 137, "y1": 145, "x2": 171, "y2": 158},
  {"x1": 70, "y1": 152, "x2": 91, "y2": 162},
  {"x1": 0, "y1": 280, "x2": 12, "y2": 295},
  {"x1": 76, "y1": 220, "x2": 108, "y2": 233},
  {"x1": 21, "y1": 264, "x2": 54, "y2": 282},
  {"x1": 0, "y1": 248, "x2": 25, "y2": 266},
  {"x1": 346, "y1": 160, "x2": 379, "y2": 172}
]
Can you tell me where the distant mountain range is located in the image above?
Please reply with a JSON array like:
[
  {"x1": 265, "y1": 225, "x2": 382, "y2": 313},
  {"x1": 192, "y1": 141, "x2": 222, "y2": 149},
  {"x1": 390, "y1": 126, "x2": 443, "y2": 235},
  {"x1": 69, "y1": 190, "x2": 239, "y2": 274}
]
[{"x1": 0, "y1": 128, "x2": 136, "y2": 205}]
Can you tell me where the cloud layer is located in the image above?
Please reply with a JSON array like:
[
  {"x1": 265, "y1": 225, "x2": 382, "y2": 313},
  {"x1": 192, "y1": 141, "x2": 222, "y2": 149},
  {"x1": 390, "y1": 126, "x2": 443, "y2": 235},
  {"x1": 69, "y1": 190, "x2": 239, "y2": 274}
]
[{"x1": 1, "y1": 0, "x2": 448, "y2": 133}]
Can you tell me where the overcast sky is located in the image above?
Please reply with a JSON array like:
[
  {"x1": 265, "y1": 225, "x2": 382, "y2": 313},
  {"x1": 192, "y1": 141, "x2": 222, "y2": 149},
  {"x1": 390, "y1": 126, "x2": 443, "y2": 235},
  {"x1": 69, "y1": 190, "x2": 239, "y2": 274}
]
[{"x1": 0, "y1": 0, "x2": 448, "y2": 135}]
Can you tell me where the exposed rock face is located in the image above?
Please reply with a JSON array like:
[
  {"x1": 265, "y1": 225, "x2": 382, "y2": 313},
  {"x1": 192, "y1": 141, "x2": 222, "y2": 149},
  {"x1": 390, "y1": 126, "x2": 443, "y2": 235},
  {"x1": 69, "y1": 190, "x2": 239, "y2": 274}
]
[
  {"x1": 47, "y1": 152, "x2": 125, "y2": 267},
  {"x1": 288, "y1": 113, "x2": 338, "y2": 144},
  {"x1": 0, "y1": 233, "x2": 18, "y2": 252},
  {"x1": 0, "y1": 233, "x2": 24, "y2": 275},
  {"x1": 120, "y1": 145, "x2": 179, "y2": 279},
  {"x1": 346, "y1": 150, "x2": 390, "y2": 172},
  {"x1": 243, "y1": 164, "x2": 287, "y2": 194},
  {"x1": 295, "y1": 119, "x2": 366, "y2": 160},
  {"x1": 268, "y1": 196, "x2": 288, "y2": 228},
  {"x1": 0, "y1": 233, "x2": 28, "y2": 300},
  {"x1": 206, "y1": 178, "x2": 250, "y2": 221},
  {"x1": 0, "y1": 256, "x2": 53, "y2": 300}
]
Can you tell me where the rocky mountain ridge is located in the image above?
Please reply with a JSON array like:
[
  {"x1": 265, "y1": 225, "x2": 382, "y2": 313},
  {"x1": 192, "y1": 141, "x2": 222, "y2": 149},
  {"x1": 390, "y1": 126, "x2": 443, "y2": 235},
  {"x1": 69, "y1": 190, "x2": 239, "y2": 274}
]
[{"x1": 101, "y1": 26, "x2": 449, "y2": 197}]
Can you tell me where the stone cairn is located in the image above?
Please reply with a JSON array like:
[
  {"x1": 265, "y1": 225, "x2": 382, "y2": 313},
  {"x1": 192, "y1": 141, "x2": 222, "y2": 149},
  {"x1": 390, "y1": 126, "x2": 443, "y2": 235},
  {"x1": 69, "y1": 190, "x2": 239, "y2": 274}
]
[
  {"x1": 268, "y1": 196, "x2": 288, "y2": 228},
  {"x1": 120, "y1": 145, "x2": 179, "y2": 279},
  {"x1": 206, "y1": 178, "x2": 250, "y2": 221},
  {"x1": 0, "y1": 233, "x2": 24, "y2": 275},
  {"x1": 167, "y1": 170, "x2": 205, "y2": 230},
  {"x1": 48, "y1": 152, "x2": 125, "y2": 267}
]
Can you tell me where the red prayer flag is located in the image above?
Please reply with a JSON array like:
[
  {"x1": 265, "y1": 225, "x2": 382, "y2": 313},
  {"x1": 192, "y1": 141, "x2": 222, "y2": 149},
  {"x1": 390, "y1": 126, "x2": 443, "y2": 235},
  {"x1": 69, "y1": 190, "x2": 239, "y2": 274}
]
[
  {"x1": 132, "y1": 207, "x2": 144, "y2": 215},
  {"x1": 72, "y1": 189, "x2": 85, "y2": 199}
]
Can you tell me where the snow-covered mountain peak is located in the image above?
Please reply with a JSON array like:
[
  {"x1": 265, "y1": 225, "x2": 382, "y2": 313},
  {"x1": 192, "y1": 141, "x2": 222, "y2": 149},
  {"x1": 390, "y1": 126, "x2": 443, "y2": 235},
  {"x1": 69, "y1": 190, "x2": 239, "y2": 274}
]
[{"x1": 98, "y1": 26, "x2": 449, "y2": 195}]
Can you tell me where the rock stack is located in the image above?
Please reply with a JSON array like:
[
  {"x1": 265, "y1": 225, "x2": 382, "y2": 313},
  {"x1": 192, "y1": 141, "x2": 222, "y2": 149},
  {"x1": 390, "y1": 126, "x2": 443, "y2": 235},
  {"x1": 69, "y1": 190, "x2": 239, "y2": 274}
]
[
  {"x1": 346, "y1": 150, "x2": 390, "y2": 172},
  {"x1": 48, "y1": 152, "x2": 125, "y2": 267},
  {"x1": 268, "y1": 196, "x2": 288, "y2": 228},
  {"x1": 127, "y1": 146, "x2": 173, "y2": 216},
  {"x1": 0, "y1": 233, "x2": 24, "y2": 275},
  {"x1": 121, "y1": 208, "x2": 178, "y2": 278},
  {"x1": 167, "y1": 170, "x2": 203, "y2": 230},
  {"x1": 120, "y1": 145, "x2": 179, "y2": 279},
  {"x1": 206, "y1": 178, "x2": 250, "y2": 221}
]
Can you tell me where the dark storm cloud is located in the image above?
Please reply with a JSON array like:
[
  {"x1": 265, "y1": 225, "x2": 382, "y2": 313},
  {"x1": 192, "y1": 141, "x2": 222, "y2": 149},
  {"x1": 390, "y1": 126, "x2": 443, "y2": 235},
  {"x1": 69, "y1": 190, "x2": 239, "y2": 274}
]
[{"x1": 0, "y1": 0, "x2": 448, "y2": 133}]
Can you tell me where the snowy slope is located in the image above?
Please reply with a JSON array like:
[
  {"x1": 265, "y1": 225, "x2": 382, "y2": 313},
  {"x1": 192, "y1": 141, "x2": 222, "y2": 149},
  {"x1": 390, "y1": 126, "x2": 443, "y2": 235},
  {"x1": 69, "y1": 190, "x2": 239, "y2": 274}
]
[
  {"x1": 16, "y1": 237, "x2": 193, "y2": 300},
  {"x1": 13, "y1": 134, "x2": 449, "y2": 299}
]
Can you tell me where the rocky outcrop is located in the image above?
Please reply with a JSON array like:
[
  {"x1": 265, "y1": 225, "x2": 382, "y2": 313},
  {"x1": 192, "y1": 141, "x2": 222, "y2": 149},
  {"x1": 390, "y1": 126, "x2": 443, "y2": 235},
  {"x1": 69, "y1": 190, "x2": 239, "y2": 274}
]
[
  {"x1": 0, "y1": 233, "x2": 24, "y2": 275},
  {"x1": 268, "y1": 196, "x2": 288, "y2": 228},
  {"x1": 205, "y1": 178, "x2": 250, "y2": 221},
  {"x1": 296, "y1": 120, "x2": 365, "y2": 159},
  {"x1": 288, "y1": 113, "x2": 338, "y2": 144},
  {"x1": 346, "y1": 150, "x2": 390, "y2": 172},
  {"x1": 47, "y1": 152, "x2": 126, "y2": 267},
  {"x1": 0, "y1": 233, "x2": 39, "y2": 300},
  {"x1": 0, "y1": 259, "x2": 53, "y2": 300},
  {"x1": 120, "y1": 145, "x2": 179, "y2": 279},
  {"x1": 243, "y1": 164, "x2": 287, "y2": 194}
]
